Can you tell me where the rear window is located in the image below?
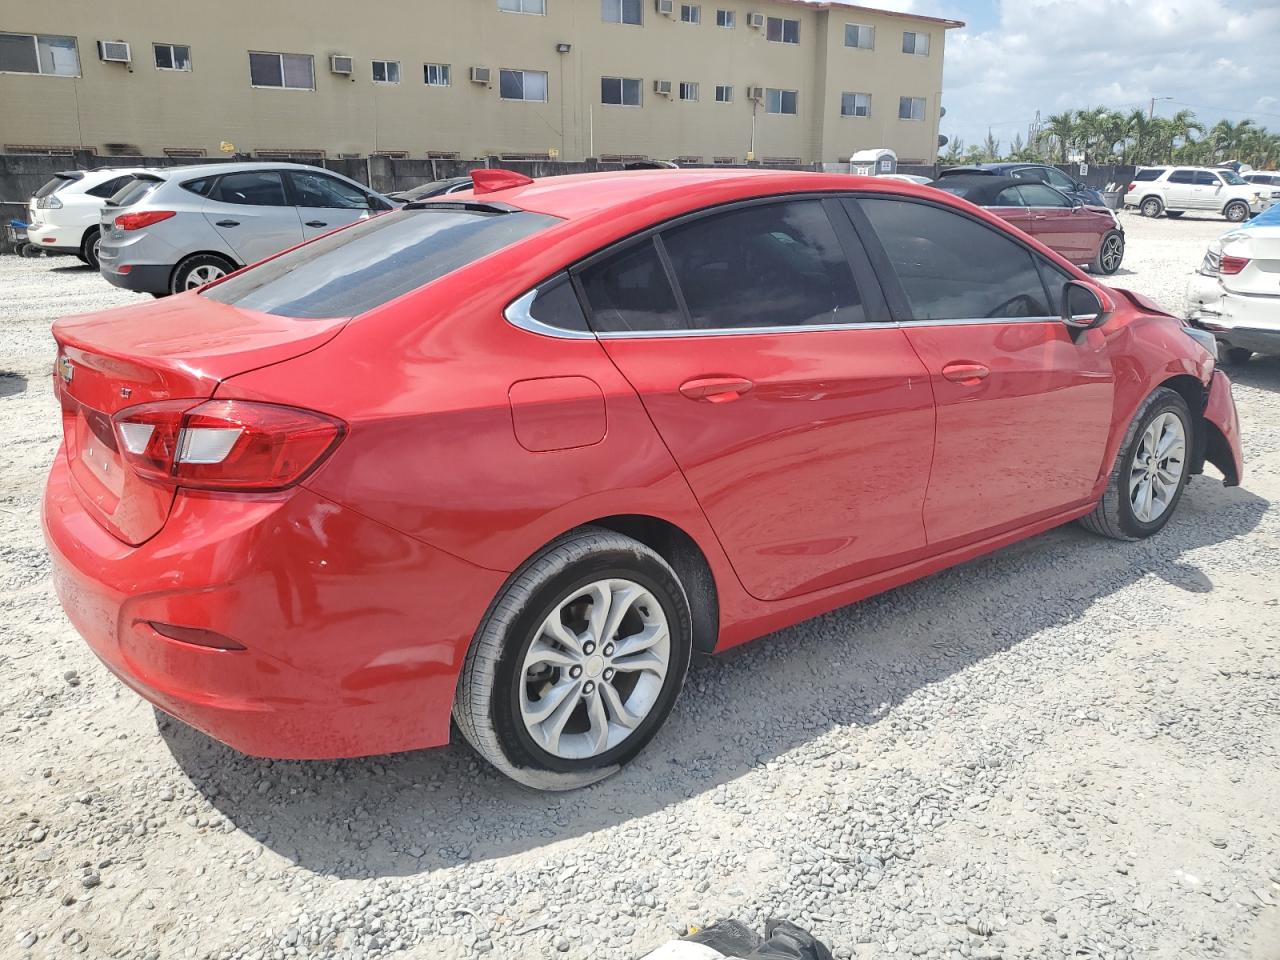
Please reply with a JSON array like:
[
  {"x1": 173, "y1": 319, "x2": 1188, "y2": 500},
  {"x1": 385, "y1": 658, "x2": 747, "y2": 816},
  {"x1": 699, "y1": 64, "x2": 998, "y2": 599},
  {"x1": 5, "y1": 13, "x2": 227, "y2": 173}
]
[
  {"x1": 1133, "y1": 169, "x2": 1163, "y2": 182},
  {"x1": 85, "y1": 175, "x2": 137, "y2": 199},
  {"x1": 201, "y1": 207, "x2": 561, "y2": 319},
  {"x1": 109, "y1": 177, "x2": 162, "y2": 207},
  {"x1": 34, "y1": 173, "x2": 80, "y2": 198}
]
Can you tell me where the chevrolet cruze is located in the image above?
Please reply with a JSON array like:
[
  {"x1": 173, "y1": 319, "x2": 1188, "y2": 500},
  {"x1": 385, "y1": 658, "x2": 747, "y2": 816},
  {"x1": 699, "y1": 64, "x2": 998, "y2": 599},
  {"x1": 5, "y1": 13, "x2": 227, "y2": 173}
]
[{"x1": 44, "y1": 169, "x2": 1242, "y2": 789}]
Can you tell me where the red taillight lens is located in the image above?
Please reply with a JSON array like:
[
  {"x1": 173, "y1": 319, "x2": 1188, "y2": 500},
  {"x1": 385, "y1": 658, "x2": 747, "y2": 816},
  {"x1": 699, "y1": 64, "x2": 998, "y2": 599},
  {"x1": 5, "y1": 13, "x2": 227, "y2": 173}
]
[
  {"x1": 1220, "y1": 255, "x2": 1250, "y2": 275},
  {"x1": 114, "y1": 210, "x2": 176, "y2": 231},
  {"x1": 113, "y1": 399, "x2": 345, "y2": 491}
]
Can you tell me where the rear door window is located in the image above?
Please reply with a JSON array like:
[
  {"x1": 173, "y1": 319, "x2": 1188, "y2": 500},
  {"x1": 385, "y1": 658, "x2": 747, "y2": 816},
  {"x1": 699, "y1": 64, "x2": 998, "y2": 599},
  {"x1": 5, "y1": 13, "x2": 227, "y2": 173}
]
[
  {"x1": 108, "y1": 177, "x2": 162, "y2": 207},
  {"x1": 1167, "y1": 170, "x2": 1196, "y2": 184},
  {"x1": 578, "y1": 240, "x2": 684, "y2": 333},
  {"x1": 85, "y1": 175, "x2": 135, "y2": 199},
  {"x1": 1133, "y1": 169, "x2": 1163, "y2": 182},
  {"x1": 854, "y1": 197, "x2": 1053, "y2": 321},
  {"x1": 209, "y1": 171, "x2": 289, "y2": 206},
  {"x1": 202, "y1": 207, "x2": 560, "y2": 319}
]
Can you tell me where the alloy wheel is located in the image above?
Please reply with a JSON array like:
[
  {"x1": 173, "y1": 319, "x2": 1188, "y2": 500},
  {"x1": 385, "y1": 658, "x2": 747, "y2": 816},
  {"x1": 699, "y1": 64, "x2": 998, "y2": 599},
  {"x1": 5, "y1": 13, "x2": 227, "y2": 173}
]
[
  {"x1": 1129, "y1": 412, "x2": 1186, "y2": 523},
  {"x1": 185, "y1": 264, "x2": 227, "y2": 290},
  {"x1": 520, "y1": 578, "x2": 670, "y2": 761},
  {"x1": 1100, "y1": 234, "x2": 1123, "y2": 272}
]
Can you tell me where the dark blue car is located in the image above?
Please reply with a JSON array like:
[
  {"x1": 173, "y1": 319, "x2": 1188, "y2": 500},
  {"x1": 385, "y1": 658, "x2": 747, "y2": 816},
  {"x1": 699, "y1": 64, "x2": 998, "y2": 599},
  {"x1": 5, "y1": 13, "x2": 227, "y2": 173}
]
[{"x1": 937, "y1": 163, "x2": 1107, "y2": 208}]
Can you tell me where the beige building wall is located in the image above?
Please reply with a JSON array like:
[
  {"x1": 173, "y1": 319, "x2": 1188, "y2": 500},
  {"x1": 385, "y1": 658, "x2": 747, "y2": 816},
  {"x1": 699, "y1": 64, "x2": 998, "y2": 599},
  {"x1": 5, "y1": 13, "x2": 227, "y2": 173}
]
[{"x1": 0, "y1": 0, "x2": 959, "y2": 164}]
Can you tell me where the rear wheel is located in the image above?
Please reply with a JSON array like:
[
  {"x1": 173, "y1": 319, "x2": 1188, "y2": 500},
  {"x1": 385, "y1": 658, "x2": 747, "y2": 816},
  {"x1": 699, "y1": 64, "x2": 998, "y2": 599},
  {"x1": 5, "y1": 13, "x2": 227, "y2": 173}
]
[
  {"x1": 170, "y1": 253, "x2": 236, "y2": 294},
  {"x1": 79, "y1": 228, "x2": 101, "y2": 270},
  {"x1": 1079, "y1": 388, "x2": 1191, "y2": 541},
  {"x1": 1090, "y1": 230, "x2": 1125, "y2": 275},
  {"x1": 454, "y1": 528, "x2": 693, "y2": 790},
  {"x1": 1224, "y1": 201, "x2": 1249, "y2": 223},
  {"x1": 1140, "y1": 197, "x2": 1164, "y2": 218},
  {"x1": 1224, "y1": 347, "x2": 1253, "y2": 366}
]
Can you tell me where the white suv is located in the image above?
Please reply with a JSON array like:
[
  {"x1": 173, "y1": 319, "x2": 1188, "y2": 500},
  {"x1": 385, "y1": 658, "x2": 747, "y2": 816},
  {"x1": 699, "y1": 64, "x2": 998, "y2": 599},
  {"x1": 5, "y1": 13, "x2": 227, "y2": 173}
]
[
  {"x1": 27, "y1": 167, "x2": 153, "y2": 268},
  {"x1": 1123, "y1": 166, "x2": 1274, "y2": 222}
]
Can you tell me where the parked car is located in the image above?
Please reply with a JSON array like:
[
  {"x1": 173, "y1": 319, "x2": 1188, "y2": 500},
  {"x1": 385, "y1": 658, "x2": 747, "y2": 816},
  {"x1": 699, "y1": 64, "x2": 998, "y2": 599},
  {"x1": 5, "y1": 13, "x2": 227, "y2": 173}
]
[
  {"x1": 44, "y1": 169, "x2": 1241, "y2": 789},
  {"x1": 936, "y1": 163, "x2": 1107, "y2": 208},
  {"x1": 386, "y1": 176, "x2": 473, "y2": 203},
  {"x1": 1123, "y1": 166, "x2": 1274, "y2": 222},
  {"x1": 1187, "y1": 201, "x2": 1280, "y2": 363},
  {"x1": 97, "y1": 162, "x2": 395, "y2": 296},
  {"x1": 26, "y1": 167, "x2": 153, "y2": 269},
  {"x1": 929, "y1": 175, "x2": 1125, "y2": 274},
  {"x1": 876, "y1": 173, "x2": 932, "y2": 185},
  {"x1": 1242, "y1": 171, "x2": 1280, "y2": 189}
]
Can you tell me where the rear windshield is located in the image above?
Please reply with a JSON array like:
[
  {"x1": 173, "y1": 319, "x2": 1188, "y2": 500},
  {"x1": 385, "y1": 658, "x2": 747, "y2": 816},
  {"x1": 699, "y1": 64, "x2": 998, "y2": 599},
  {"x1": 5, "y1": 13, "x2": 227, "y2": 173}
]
[
  {"x1": 109, "y1": 177, "x2": 163, "y2": 207},
  {"x1": 34, "y1": 173, "x2": 80, "y2": 198},
  {"x1": 1133, "y1": 169, "x2": 1163, "y2": 181},
  {"x1": 201, "y1": 207, "x2": 561, "y2": 319}
]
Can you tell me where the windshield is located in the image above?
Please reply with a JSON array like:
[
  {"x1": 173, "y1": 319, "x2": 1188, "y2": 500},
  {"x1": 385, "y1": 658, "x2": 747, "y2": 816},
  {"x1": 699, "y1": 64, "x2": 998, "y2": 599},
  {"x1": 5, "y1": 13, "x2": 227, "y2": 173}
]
[
  {"x1": 201, "y1": 207, "x2": 560, "y2": 319},
  {"x1": 1219, "y1": 170, "x2": 1247, "y2": 185}
]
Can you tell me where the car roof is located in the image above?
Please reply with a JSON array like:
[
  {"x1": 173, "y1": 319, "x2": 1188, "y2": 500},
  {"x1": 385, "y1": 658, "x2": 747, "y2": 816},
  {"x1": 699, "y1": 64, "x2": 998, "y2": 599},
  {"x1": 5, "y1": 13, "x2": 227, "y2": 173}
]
[
  {"x1": 928, "y1": 175, "x2": 1049, "y2": 204},
  {"x1": 147, "y1": 160, "x2": 337, "y2": 180},
  {"x1": 938, "y1": 163, "x2": 1040, "y2": 176}
]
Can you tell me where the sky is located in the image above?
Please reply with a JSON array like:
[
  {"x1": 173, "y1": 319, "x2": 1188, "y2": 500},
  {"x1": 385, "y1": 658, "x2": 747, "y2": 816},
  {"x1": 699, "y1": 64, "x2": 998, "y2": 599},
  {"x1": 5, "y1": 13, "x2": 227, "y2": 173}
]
[{"x1": 834, "y1": 0, "x2": 1280, "y2": 156}]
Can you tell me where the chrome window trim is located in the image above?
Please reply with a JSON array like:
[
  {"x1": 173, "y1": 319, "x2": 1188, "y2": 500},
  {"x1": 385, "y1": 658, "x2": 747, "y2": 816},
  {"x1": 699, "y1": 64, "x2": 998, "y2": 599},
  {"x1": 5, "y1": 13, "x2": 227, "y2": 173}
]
[
  {"x1": 504, "y1": 288, "x2": 596, "y2": 340},
  {"x1": 595, "y1": 321, "x2": 900, "y2": 339}
]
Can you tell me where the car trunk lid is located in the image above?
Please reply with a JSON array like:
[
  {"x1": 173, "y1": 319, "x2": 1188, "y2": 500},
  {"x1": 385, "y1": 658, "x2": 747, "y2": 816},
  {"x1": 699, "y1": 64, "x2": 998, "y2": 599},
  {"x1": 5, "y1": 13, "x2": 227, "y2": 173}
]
[
  {"x1": 1221, "y1": 231, "x2": 1280, "y2": 298},
  {"x1": 52, "y1": 294, "x2": 347, "y2": 545}
]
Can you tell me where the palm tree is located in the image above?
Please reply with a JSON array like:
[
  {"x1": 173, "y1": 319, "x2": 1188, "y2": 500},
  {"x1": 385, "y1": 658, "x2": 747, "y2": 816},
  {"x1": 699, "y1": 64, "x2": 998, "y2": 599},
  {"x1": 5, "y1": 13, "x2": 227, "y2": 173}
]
[
  {"x1": 1045, "y1": 111, "x2": 1076, "y2": 163},
  {"x1": 981, "y1": 131, "x2": 1001, "y2": 162},
  {"x1": 941, "y1": 137, "x2": 965, "y2": 164},
  {"x1": 1209, "y1": 118, "x2": 1256, "y2": 161}
]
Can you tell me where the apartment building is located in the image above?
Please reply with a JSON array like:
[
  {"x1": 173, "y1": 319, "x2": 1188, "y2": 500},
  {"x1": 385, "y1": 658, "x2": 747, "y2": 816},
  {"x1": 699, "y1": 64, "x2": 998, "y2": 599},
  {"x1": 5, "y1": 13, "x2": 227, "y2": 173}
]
[{"x1": 0, "y1": 1, "x2": 962, "y2": 164}]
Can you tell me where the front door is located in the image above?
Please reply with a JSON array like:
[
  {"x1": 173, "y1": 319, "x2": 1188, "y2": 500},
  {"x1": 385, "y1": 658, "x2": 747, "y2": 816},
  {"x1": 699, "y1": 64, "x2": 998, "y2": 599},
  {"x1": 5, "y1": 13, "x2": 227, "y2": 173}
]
[
  {"x1": 851, "y1": 196, "x2": 1114, "y2": 548},
  {"x1": 287, "y1": 170, "x2": 376, "y2": 241},
  {"x1": 1017, "y1": 183, "x2": 1092, "y2": 263},
  {"x1": 201, "y1": 170, "x2": 304, "y2": 265},
  {"x1": 577, "y1": 198, "x2": 936, "y2": 602}
]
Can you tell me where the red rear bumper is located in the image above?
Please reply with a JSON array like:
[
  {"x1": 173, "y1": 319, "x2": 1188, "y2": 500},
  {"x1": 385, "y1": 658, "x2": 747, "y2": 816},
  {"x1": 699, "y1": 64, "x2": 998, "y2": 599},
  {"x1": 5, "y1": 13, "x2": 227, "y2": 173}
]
[
  {"x1": 43, "y1": 449, "x2": 503, "y2": 759},
  {"x1": 1203, "y1": 369, "x2": 1243, "y2": 486}
]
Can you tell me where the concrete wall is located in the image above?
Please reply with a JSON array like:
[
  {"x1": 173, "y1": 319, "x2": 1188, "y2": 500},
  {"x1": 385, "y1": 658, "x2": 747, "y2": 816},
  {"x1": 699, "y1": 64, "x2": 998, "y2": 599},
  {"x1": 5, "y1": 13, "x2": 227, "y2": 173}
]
[{"x1": 0, "y1": 0, "x2": 959, "y2": 164}]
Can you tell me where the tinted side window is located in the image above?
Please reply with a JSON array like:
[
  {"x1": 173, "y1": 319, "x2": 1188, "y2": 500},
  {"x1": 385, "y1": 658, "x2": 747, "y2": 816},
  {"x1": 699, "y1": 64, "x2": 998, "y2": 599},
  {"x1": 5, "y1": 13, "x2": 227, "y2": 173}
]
[
  {"x1": 1133, "y1": 170, "x2": 1162, "y2": 182},
  {"x1": 1193, "y1": 171, "x2": 1221, "y2": 186},
  {"x1": 994, "y1": 187, "x2": 1026, "y2": 206},
  {"x1": 660, "y1": 200, "x2": 864, "y2": 329},
  {"x1": 1167, "y1": 170, "x2": 1196, "y2": 184},
  {"x1": 86, "y1": 176, "x2": 133, "y2": 199},
  {"x1": 181, "y1": 177, "x2": 215, "y2": 197},
  {"x1": 1011, "y1": 167, "x2": 1049, "y2": 184},
  {"x1": 578, "y1": 240, "x2": 684, "y2": 333},
  {"x1": 1043, "y1": 167, "x2": 1077, "y2": 191},
  {"x1": 857, "y1": 198, "x2": 1053, "y2": 321},
  {"x1": 210, "y1": 171, "x2": 288, "y2": 206},
  {"x1": 110, "y1": 178, "x2": 161, "y2": 207},
  {"x1": 290, "y1": 171, "x2": 369, "y2": 209},
  {"x1": 526, "y1": 273, "x2": 589, "y2": 332},
  {"x1": 1017, "y1": 184, "x2": 1070, "y2": 208}
]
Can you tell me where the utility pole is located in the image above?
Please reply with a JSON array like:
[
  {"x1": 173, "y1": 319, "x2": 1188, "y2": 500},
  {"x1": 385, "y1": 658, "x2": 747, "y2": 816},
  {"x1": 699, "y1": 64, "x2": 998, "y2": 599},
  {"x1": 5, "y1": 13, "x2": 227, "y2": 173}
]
[{"x1": 1149, "y1": 96, "x2": 1172, "y2": 121}]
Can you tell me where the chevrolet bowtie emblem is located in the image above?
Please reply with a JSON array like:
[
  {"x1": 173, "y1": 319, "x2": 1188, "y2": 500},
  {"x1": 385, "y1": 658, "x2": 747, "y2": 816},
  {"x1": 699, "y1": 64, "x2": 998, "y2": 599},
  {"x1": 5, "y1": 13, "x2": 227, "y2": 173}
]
[{"x1": 58, "y1": 356, "x2": 74, "y2": 383}]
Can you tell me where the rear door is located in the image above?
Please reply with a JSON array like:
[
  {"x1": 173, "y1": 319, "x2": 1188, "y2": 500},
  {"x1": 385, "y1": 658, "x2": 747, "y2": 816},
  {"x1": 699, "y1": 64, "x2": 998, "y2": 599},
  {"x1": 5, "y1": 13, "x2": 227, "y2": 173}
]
[
  {"x1": 201, "y1": 170, "x2": 304, "y2": 265},
  {"x1": 1017, "y1": 183, "x2": 1091, "y2": 263},
  {"x1": 1163, "y1": 169, "x2": 1198, "y2": 209},
  {"x1": 580, "y1": 197, "x2": 936, "y2": 602},
  {"x1": 287, "y1": 170, "x2": 377, "y2": 241},
  {"x1": 850, "y1": 195, "x2": 1114, "y2": 548}
]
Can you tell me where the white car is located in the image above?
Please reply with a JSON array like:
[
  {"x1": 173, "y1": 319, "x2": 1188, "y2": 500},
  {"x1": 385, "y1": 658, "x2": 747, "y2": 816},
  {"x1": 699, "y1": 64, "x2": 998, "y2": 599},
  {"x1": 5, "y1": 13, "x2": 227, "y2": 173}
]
[
  {"x1": 1243, "y1": 171, "x2": 1280, "y2": 189},
  {"x1": 1123, "y1": 165, "x2": 1275, "y2": 223},
  {"x1": 27, "y1": 167, "x2": 153, "y2": 268},
  {"x1": 1187, "y1": 206, "x2": 1280, "y2": 362},
  {"x1": 876, "y1": 173, "x2": 932, "y2": 185}
]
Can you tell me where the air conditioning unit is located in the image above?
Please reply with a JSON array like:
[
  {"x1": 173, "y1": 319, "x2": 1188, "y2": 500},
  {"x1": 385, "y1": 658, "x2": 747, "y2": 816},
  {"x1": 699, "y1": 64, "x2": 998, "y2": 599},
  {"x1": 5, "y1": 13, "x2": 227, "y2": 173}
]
[
  {"x1": 653, "y1": 80, "x2": 673, "y2": 97},
  {"x1": 470, "y1": 66, "x2": 492, "y2": 84},
  {"x1": 747, "y1": 85, "x2": 764, "y2": 101},
  {"x1": 330, "y1": 55, "x2": 353, "y2": 75},
  {"x1": 97, "y1": 41, "x2": 131, "y2": 64},
  {"x1": 747, "y1": 12, "x2": 765, "y2": 29},
  {"x1": 656, "y1": 0, "x2": 674, "y2": 15}
]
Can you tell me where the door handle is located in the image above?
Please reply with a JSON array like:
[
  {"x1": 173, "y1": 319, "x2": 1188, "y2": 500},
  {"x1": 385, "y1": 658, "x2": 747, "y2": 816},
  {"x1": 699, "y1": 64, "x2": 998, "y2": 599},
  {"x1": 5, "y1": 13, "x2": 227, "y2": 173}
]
[
  {"x1": 215, "y1": 219, "x2": 240, "y2": 228},
  {"x1": 941, "y1": 362, "x2": 990, "y2": 385},
  {"x1": 679, "y1": 376, "x2": 753, "y2": 403},
  {"x1": 305, "y1": 220, "x2": 328, "y2": 228},
  {"x1": 1033, "y1": 214, "x2": 1047, "y2": 220}
]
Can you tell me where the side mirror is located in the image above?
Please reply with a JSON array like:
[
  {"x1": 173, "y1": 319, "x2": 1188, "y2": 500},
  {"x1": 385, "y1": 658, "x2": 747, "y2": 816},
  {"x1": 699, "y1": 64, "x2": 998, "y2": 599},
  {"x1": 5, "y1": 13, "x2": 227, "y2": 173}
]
[
  {"x1": 1061, "y1": 280, "x2": 1106, "y2": 332},
  {"x1": 1073, "y1": 181, "x2": 1086, "y2": 191}
]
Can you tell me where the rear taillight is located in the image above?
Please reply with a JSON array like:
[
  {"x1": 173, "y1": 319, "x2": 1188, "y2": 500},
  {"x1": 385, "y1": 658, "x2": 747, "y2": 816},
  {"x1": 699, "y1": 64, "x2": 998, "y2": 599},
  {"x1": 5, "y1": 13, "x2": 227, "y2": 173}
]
[
  {"x1": 1126, "y1": 183, "x2": 1136, "y2": 192},
  {"x1": 37, "y1": 195, "x2": 63, "y2": 209},
  {"x1": 114, "y1": 210, "x2": 176, "y2": 231},
  {"x1": 1220, "y1": 255, "x2": 1250, "y2": 275},
  {"x1": 112, "y1": 399, "x2": 345, "y2": 491}
]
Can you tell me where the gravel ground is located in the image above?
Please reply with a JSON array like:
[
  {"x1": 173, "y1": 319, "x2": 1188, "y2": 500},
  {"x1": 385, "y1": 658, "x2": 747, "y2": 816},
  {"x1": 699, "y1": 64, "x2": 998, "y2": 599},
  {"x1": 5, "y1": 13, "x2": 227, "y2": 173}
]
[{"x1": 2, "y1": 211, "x2": 1278, "y2": 960}]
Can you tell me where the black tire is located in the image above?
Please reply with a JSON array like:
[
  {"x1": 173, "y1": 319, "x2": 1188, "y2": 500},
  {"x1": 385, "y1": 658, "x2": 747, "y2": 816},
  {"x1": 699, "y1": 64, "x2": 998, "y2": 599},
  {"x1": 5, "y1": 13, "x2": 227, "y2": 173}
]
[
  {"x1": 1223, "y1": 347, "x2": 1252, "y2": 366},
  {"x1": 79, "y1": 227, "x2": 101, "y2": 270},
  {"x1": 454, "y1": 527, "x2": 693, "y2": 790},
  {"x1": 1224, "y1": 201, "x2": 1249, "y2": 223},
  {"x1": 1140, "y1": 196, "x2": 1164, "y2": 218},
  {"x1": 1165, "y1": 211, "x2": 1184, "y2": 219},
  {"x1": 1090, "y1": 230, "x2": 1125, "y2": 275},
  {"x1": 1079, "y1": 387, "x2": 1192, "y2": 541},
  {"x1": 170, "y1": 253, "x2": 236, "y2": 295}
]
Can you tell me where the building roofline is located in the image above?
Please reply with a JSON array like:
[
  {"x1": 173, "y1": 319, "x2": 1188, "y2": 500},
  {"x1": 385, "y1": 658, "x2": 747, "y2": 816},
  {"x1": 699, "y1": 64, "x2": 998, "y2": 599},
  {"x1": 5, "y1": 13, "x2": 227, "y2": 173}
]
[{"x1": 770, "y1": 0, "x2": 965, "y2": 29}]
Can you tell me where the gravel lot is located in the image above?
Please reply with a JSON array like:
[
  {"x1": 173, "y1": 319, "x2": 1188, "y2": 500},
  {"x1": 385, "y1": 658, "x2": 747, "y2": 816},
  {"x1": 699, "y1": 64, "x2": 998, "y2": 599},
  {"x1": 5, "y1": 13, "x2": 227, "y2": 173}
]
[{"x1": 2, "y1": 211, "x2": 1278, "y2": 960}]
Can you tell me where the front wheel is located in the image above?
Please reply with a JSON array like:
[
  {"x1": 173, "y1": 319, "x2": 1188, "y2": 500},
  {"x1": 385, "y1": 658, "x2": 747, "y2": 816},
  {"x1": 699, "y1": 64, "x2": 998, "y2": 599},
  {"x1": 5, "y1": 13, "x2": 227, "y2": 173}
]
[
  {"x1": 1224, "y1": 201, "x2": 1249, "y2": 223},
  {"x1": 1079, "y1": 387, "x2": 1191, "y2": 541},
  {"x1": 454, "y1": 528, "x2": 693, "y2": 790},
  {"x1": 1090, "y1": 230, "x2": 1125, "y2": 275}
]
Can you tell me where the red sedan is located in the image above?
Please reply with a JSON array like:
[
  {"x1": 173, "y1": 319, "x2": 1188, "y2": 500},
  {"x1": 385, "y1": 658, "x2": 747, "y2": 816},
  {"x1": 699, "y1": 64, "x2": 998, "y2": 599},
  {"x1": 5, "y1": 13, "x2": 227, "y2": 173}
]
[
  {"x1": 929, "y1": 175, "x2": 1126, "y2": 275},
  {"x1": 44, "y1": 168, "x2": 1241, "y2": 789}
]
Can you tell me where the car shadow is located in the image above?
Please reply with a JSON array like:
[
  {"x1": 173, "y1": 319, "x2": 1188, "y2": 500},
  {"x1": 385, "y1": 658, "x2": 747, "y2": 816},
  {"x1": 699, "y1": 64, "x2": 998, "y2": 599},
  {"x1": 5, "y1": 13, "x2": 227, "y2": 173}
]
[
  {"x1": 1223, "y1": 354, "x2": 1280, "y2": 390},
  {"x1": 0, "y1": 372, "x2": 27, "y2": 399},
  {"x1": 159, "y1": 478, "x2": 1269, "y2": 880},
  {"x1": 49, "y1": 263, "x2": 94, "y2": 273}
]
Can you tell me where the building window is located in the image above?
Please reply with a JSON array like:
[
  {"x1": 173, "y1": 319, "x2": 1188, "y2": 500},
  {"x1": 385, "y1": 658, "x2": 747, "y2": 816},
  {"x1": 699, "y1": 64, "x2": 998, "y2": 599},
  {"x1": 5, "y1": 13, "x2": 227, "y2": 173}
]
[
  {"x1": 153, "y1": 43, "x2": 191, "y2": 71},
  {"x1": 602, "y1": 76, "x2": 642, "y2": 106},
  {"x1": 424, "y1": 63, "x2": 451, "y2": 86},
  {"x1": 0, "y1": 32, "x2": 81, "y2": 76},
  {"x1": 841, "y1": 92, "x2": 870, "y2": 118},
  {"x1": 762, "y1": 157, "x2": 801, "y2": 165},
  {"x1": 675, "y1": 155, "x2": 703, "y2": 164},
  {"x1": 681, "y1": 4, "x2": 700, "y2": 23},
  {"x1": 899, "y1": 96, "x2": 926, "y2": 120},
  {"x1": 713, "y1": 155, "x2": 735, "y2": 164},
  {"x1": 765, "y1": 88, "x2": 798, "y2": 115},
  {"x1": 766, "y1": 17, "x2": 800, "y2": 44},
  {"x1": 716, "y1": 9, "x2": 735, "y2": 27},
  {"x1": 602, "y1": 0, "x2": 642, "y2": 25},
  {"x1": 500, "y1": 68, "x2": 548, "y2": 101},
  {"x1": 679, "y1": 81, "x2": 699, "y2": 101},
  {"x1": 249, "y1": 51, "x2": 314, "y2": 90},
  {"x1": 427, "y1": 150, "x2": 460, "y2": 159},
  {"x1": 715, "y1": 84, "x2": 733, "y2": 103},
  {"x1": 902, "y1": 31, "x2": 930, "y2": 55},
  {"x1": 163, "y1": 146, "x2": 206, "y2": 158},
  {"x1": 499, "y1": 0, "x2": 547, "y2": 12},
  {"x1": 371, "y1": 150, "x2": 409, "y2": 159},
  {"x1": 372, "y1": 60, "x2": 400, "y2": 83},
  {"x1": 599, "y1": 153, "x2": 649, "y2": 163},
  {"x1": 844, "y1": 23, "x2": 874, "y2": 49}
]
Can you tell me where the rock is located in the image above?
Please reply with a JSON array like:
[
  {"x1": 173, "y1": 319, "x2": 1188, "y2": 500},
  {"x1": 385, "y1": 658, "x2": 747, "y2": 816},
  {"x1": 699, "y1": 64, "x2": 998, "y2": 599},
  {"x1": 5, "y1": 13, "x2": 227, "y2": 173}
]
[
  {"x1": 18, "y1": 932, "x2": 37, "y2": 949},
  {"x1": 80, "y1": 873, "x2": 100, "y2": 889}
]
